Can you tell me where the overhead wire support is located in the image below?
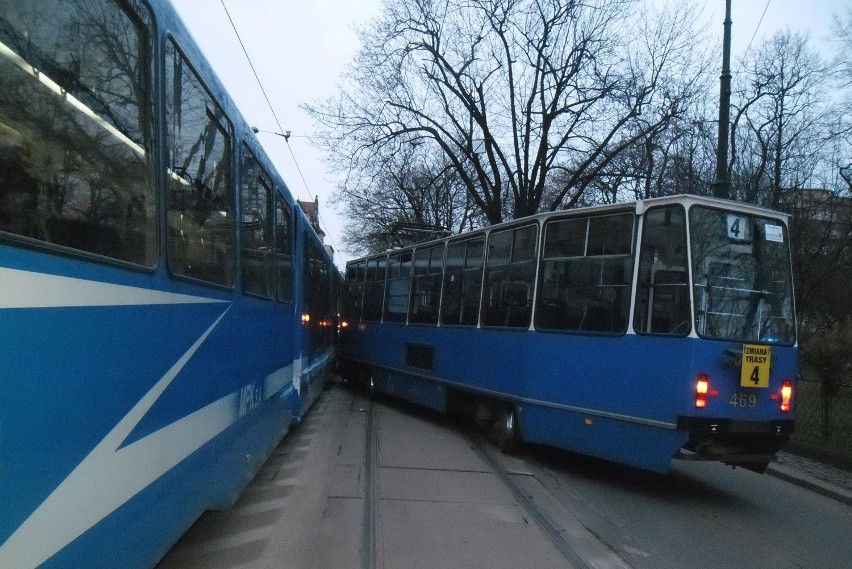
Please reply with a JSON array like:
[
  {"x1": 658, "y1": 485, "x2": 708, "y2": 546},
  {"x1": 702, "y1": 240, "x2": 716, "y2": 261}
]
[
  {"x1": 219, "y1": 0, "x2": 339, "y2": 254},
  {"x1": 218, "y1": 0, "x2": 286, "y2": 139}
]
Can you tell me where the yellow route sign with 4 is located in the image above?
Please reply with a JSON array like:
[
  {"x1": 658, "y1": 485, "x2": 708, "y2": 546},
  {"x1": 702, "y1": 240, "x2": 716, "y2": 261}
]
[{"x1": 741, "y1": 344, "x2": 771, "y2": 388}]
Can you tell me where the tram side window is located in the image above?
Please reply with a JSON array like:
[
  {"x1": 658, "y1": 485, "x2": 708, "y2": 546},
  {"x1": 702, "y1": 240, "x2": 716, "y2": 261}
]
[
  {"x1": 0, "y1": 0, "x2": 156, "y2": 266},
  {"x1": 275, "y1": 197, "x2": 293, "y2": 302},
  {"x1": 634, "y1": 206, "x2": 689, "y2": 335},
  {"x1": 342, "y1": 261, "x2": 365, "y2": 321},
  {"x1": 166, "y1": 39, "x2": 234, "y2": 286},
  {"x1": 409, "y1": 243, "x2": 444, "y2": 325},
  {"x1": 384, "y1": 252, "x2": 412, "y2": 323},
  {"x1": 482, "y1": 224, "x2": 538, "y2": 328},
  {"x1": 440, "y1": 236, "x2": 484, "y2": 326},
  {"x1": 303, "y1": 237, "x2": 333, "y2": 354},
  {"x1": 362, "y1": 257, "x2": 386, "y2": 321},
  {"x1": 240, "y1": 147, "x2": 273, "y2": 298},
  {"x1": 535, "y1": 214, "x2": 634, "y2": 333}
]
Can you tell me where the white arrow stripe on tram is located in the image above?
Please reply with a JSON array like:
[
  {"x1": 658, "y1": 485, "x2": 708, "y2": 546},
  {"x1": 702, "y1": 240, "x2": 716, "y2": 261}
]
[
  {"x1": 0, "y1": 267, "x2": 226, "y2": 309},
  {"x1": 0, "y1": 307, "x2": 233, "y2": 569}
]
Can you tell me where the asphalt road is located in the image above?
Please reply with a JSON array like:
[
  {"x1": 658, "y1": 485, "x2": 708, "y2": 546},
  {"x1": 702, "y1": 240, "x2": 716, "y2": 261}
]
[{"x1": 490, "y1": 425, "x2": 852, "y2": 569}]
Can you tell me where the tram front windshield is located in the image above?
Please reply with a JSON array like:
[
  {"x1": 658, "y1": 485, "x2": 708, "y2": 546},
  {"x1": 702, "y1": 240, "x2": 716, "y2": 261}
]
[{"x1": 689, "y1": 206, "x2": 796, "y2": 345}]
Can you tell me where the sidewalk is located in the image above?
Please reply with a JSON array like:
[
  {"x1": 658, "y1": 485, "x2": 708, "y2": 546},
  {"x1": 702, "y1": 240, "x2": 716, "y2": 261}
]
[{"x1": 768, "y1": 450, "x2": 852, "y2": 506}]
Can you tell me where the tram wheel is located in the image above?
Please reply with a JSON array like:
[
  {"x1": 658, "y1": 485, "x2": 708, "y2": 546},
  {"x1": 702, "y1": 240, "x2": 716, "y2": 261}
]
[{"x1": 497, "y1": 404, "x2": 520, "y2": 454}]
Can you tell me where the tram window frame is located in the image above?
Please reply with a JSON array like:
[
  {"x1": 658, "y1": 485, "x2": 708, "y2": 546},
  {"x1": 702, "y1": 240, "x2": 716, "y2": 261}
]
[
  {"x1": 240, "y1": 145, "x2": 274, "y2": 299},
  {"x1": 343, "y1": 260, "x2": 366, "y2": 322},
  {"x1": 384, "y1": 251, "x2": 412, "y2": 323},
  {"x1": 440, "y1": 236, "x2": 484, "y2": 326},
  {"x1": 274, "y1": 196, "x2": 293, "y2": 303},
  {"x1": 303, "y1": 236, "x2": 333, "y2": 354},
  {"x1": 362, "y1": 256, "x2": 386, "y2": 322},
  {"x1": 482, "y1": 224, "x2": 539, "y2": 329},
  {"x1": 535, "y1": 213, "x2": 635, "y2": 334},
  {"x1": 165, "y1": 37, "x2": 235, "y2": 288},
  {"x1": 633, "y1": 205, "x2": 690, "y2": 336},
  {"x1": 409, "y1": 242, "x2": 445, "y2": 325},
  {"x1": 0, "y1": 0, "x2": 158, "y2": 268},
  {"x1": 689, "y1": 206, "x2": 796, "y2": 345}
]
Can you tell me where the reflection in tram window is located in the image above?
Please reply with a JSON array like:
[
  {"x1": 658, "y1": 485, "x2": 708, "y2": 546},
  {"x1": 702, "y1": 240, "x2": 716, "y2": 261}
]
[
  {"x1": 275, "y1": 197, "x2": 293, "y2": 302},
  {"x1": 241, "y1": 146, "x2": 274, "y2": 298},
  {"x1": 0, "y1": 0, "x2": 156, "y2": 265},
  {"x1": 690, "y1": 206, "x2": 795, "y2": 344},
  {"x1": 165, "y1": 39, "x2": 234, "y2": 286}
]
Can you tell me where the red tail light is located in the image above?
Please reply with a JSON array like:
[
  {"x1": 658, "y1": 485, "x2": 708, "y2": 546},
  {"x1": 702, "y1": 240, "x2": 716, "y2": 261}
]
[
  {"x1": 780, "y1": 380, "x2": 793, "y2": 412},
  {"x1": 695, "y1": 374, "x2": 709, "y2": 409}
]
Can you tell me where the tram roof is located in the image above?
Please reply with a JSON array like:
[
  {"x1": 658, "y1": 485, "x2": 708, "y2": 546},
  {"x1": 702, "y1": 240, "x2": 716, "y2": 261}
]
[{"x1": 348, "y1": 194, "x2": 789, "y2": 265}]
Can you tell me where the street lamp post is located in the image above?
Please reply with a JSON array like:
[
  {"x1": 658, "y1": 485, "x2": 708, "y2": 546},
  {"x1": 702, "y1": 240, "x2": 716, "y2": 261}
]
[{"x1": 714, "y1": 0, "x2": 733, "y2": 200}]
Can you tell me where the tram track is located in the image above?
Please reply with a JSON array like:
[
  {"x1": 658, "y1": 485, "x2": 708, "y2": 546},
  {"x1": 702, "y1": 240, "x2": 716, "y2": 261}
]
[
  {"x1": 469, "y1": 434, "x2": 632, "y2": 569},
  {"x1": 360, "y1": 398, "x2": 378, "y2": 569},
  {"x1": 354, "y1": 392, "x2": 630, "y2": 569}
]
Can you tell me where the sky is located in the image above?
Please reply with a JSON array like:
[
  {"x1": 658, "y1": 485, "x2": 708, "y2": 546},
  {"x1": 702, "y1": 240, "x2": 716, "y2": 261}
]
[{"x1": 169, "y1": 0, "x2": 848, "y2": 268}]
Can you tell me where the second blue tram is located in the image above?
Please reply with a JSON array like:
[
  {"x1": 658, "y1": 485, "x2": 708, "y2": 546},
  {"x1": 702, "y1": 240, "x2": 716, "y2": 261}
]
[{"x1": 338, "y1": 195, "x2": 796, "y2": 473}]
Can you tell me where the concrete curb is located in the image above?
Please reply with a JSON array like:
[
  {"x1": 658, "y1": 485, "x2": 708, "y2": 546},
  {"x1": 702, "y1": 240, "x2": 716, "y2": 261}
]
[{"x1": 766, "y1": 463, "x2": 852, "y2": 507}]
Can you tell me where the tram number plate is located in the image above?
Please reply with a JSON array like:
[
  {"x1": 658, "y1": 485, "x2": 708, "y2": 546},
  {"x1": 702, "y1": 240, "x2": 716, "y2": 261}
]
[
  {"x1": 730, "y1": 392, "x2": 758, "y2": 408},
  {"x1": 741, "y1": 344, "x2": 771, "y2": 388}
]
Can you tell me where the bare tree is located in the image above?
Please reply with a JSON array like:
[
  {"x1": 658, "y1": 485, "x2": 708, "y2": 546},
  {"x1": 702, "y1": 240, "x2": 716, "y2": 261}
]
[
  {"x1": 308, "y1": 0, "x2": 711, "y2": 229},
  {"x1": 832, "y1": 8, "x2": 852, "y2": 192},
  {"x1": 338, "y1": 144, "x2": 479, "y2": 255},
  {"x1": 729, "y1": 30, "x2": 834, "y2": 207}
]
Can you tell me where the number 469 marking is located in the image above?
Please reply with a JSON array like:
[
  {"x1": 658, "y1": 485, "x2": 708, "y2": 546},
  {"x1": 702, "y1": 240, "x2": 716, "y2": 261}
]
[{"x1": 730, "y1": 392, "x2": 758, "y2": 408}]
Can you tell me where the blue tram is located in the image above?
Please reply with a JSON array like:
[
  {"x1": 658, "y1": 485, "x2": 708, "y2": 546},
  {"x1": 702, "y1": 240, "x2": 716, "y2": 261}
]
[
  {"x1": 0, "y1": 1, "x2": 337, "y2": 567},
  {"x1": 339, "y1": 196, "x2": 797, "y2": 474}
]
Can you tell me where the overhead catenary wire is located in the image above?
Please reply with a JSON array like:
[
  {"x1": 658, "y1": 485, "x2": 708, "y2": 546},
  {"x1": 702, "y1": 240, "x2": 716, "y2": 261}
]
[
  {"x1": 218, "y1": 0, "x2": 339, "y2": 254},
  {"x1": 736, "y1": 0, "x2": 772, "y2": 75}
]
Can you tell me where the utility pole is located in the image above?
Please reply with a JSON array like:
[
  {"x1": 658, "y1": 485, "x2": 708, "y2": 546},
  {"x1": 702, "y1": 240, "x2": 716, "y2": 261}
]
[{"x1": 714, "y1": 0, "x2": 732, "y2": 199}]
